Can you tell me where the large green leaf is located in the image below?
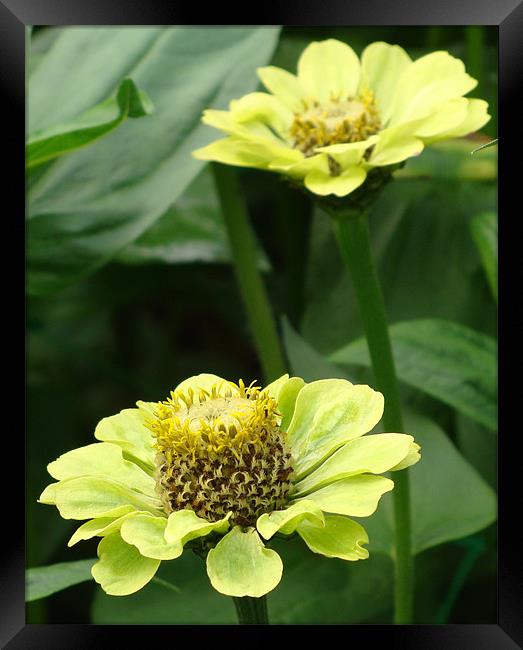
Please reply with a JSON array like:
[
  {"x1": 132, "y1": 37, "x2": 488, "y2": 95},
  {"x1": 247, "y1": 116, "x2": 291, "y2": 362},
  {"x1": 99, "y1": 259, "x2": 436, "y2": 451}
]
[
  {"x1": 26, "y1": 559, "x2": 96, "y2": 602},
  {"x1": 27, "y1": 78, "x2": 153, "y2": 168},
  {"x1": 470, "y1": 211, "x2": 497, "y2": 302},
  {"x1": 116, "y1": 167, "x2": 269, "y2": 268},
  {"x1": 361, "y1": 410, "x2": 497, "y2": 556},
  {"x1": 27, "y1": 27, "x2": 280, "y2": 295},
  {"x1": 329, "y1": 319, "x2": 497, "y2": 430}
]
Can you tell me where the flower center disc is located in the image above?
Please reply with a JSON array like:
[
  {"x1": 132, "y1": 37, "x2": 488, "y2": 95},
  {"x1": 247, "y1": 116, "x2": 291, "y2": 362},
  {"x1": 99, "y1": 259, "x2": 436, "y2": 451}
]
[
  {"x1": 290, "y1": 90, "x2": 381, "y2": 156},
  {"x1": 148, "y1": 381, "x2": 294, "y2": 527}
]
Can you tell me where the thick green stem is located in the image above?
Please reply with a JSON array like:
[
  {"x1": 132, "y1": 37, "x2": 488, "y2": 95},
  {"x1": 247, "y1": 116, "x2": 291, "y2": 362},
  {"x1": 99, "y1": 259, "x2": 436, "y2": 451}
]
[
  {"x1": 329, "y1": 210, "x2": 413, "y2": 623},
  {"x1": 213, "y1": 164, "x2": 286, "y2": 383},
  {"x1": 233, "y1": 596, "x2": 268, "y2": 624}
]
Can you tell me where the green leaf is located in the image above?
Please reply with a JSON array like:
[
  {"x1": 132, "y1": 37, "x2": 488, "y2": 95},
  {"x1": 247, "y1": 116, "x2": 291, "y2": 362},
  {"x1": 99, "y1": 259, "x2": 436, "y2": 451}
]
[
  {"x1": 329, "y1": 319, "x2": 497, "y2": 430},
  {"x1": 361, "y1": 409, "x2": 497, "y2": 556},
  {"x1": 27, "y1": 27, "x2": 280, "y2": 295},
  {"x1": 470, "y1": 212, "x2": 497, "y2": 302},
  {"x1": 26, "y1": 559, "x2": 95, "y2": 602},
  {"x1": 116, "y1": 168, "x2": 269, "y2": 268},
  {"x1": 27, "y1": 78, "x2": 154, "y2": 168}
]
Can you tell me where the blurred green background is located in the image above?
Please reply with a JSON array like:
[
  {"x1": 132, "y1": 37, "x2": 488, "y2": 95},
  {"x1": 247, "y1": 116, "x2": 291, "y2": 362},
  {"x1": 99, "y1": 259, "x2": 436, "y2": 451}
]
[{"x1": 26, "y1": 26, "x2": 497, "y2": 624}]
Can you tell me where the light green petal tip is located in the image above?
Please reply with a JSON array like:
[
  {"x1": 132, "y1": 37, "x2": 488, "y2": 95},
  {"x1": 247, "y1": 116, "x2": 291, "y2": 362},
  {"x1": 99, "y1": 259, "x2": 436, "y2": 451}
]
[
  {"x1": 257, "y1": 500, "x2": 324, "y2": 540},
  {"x1": 206, "y1": 526, "x2": 283, "y2": 597},
  {"x1": 262, "y1": 374, "x2": 290, "y2": 399},
  {"x1": 288, "y1": 380, "x2": 384, "y2": 478},
  {"x1": 94, "y1": 407, "x2": 155, "y2": 468},
  {"x1": 47, "y1": 442, "x2": 156, "y2": 496},
  {"x1": 298, "y1": 474, "x2": 394, "y2": 518},
  {"x1": 391, "y1": 441, "x2": 422, "y2": 471},
  {"x1": 91, "y1": 533, "x2": 160, "y2": 596},
  {"x1": 263, "y1": 374, "x2": 306, "y2": 430},
  {"x1": 164, "y1": 509, "x2": 231, "y2": 545},
  {"x1": 38, "y1": 482, "x2": 59, "y2": 504},
  {"x1": 120, "y1": 513, "x2": 183, "y2": 560},
  {"x1": 174, "y1": 373, "x2": 235, "y2": 397},
  {"x1": 297, "y1": 514, "x2": 369, "y2": 561},
  {"x1": 68, "y1": 509, "x2": 137, "y2": 547},
  {"x1": 428, "y1": 98, "x2": 491, "y2": 141},
  {"x1": 52, "y1": 476, "x2": 161, "y2": 520},
  {"x1": 293, "y1": 433, "x2": 415, "y2": 496},
  {"x1": 136, "y1": 400, "x2": 158, "y2": 416}
]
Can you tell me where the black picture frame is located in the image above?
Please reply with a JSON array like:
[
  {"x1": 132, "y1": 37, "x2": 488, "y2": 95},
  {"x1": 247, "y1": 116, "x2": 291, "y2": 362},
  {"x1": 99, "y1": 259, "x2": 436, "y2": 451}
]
[{"x1": 7, "y1": 0, "x2": 518, "y2": 646}]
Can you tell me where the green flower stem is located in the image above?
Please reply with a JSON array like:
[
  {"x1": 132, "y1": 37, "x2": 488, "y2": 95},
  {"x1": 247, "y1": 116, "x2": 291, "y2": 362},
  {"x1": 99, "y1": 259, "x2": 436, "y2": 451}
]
[
  {"x1": 233, "y1": 596, "x2": 268, "y2": 624},
  {"x1": 213, "y1": 163, "x2": 286, "y2": 383},
  {"x1": 328, "y1": 208, "x2": 413, "y2": 624}
]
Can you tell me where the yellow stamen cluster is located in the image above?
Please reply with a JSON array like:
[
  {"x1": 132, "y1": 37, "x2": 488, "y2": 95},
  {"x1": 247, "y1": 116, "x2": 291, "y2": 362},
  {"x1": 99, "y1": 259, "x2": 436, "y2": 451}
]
[
  {"x1": 146, "y1": 380, "x2": 294, "y2": 527},
  {"x1": 290, "y1": 89, "x2": 381, "y2": 159}
]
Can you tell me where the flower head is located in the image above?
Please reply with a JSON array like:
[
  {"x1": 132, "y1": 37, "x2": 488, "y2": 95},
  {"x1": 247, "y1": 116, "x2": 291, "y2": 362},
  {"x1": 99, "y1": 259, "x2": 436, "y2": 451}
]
[
  {"x1": 193, "y1": 40, "x2": 490, "y2": 198},
  {"x1": 40, "y1": 374, "x2": 420, "y2": 598}
]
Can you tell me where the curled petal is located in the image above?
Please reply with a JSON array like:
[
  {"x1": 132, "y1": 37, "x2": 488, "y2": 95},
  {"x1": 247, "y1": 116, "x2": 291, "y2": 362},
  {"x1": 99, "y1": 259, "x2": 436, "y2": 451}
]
[
  {"x1": 297, "y1": 514, "x2": 369, "y2": 561},
  {"x1": 257, "y1": 500, "x2": 324, "y2": 540},
  {"x1": 91, "y1": 533, "x2": 160, "y2": 596},
  {"x1": 206, "y1": 526, "x2": 283, "y2": 597}
]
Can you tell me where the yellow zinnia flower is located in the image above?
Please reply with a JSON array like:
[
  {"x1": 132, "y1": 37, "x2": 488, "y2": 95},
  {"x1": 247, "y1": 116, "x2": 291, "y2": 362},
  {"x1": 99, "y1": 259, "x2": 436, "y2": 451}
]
[
  {"x1": 39, "y1": 373, "x2": 420, "y2": 598},
  {"x1": 193, "y1": 39, "x2": 490, "y2": 197}
]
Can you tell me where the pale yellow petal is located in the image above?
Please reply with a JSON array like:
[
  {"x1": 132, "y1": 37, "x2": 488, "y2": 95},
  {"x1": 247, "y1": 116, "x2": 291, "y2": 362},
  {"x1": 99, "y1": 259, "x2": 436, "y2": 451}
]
[
  {"x1": 368, "y1": 123, "x2": 424, "y2": 167},
  {"x1": 257, "y1": 65, "x2": 308, "y2": 112},
  {"x1": 304, "y1": 165, "x2": 367, "y2": 197},
  {"x1": 359, "y1": 41, "x2": 412, "y2": 124},
  {"x1": 230, "y1": 92, "x2": 293, "y2": 139},
  {"x1": 298, "y1": 474, "x2": 394, "y2": 517},
  {"x1": 94, "y1": 408, "x2": 155, "y2": 468},
  {"x1": 293, "y1": 433, "x2": 415, "y2": 496},
  {"x1": 47, "y1": 442, "x2": 156, "y2": 496},
  {"x1": 120, "y1": 513, "x2": 183, "y2": 560},
  {"x1": 414, "y1": 97, "x2": 469, "y2": 138},
  {"x1": 297, "y1": 514, "x2": 369, "y2": 560},
  {"x1": 390, "y1": 441, "x2": 422, "y2": 471},
  {"x1": 68, "y1": 509, "x2": 137, "y2": 547},
  {"x1": 287, "y1": 379, "x2": 384, "y2": 478},
  {"x1": 193, "y1": 136, "x2": 302, "y2": 170},
  {"x1": 427, "y1": 98, "x2": 491, "y2": 141},
  {"x1": 297, "y1": 39, "x2": 361, "y2": 102},
  {"x1": 389, "y1": 51, "x2": 477, "y2": 125},
  {"x1": 92, "y1": 533, "x2": 160, "y2": 596}
]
